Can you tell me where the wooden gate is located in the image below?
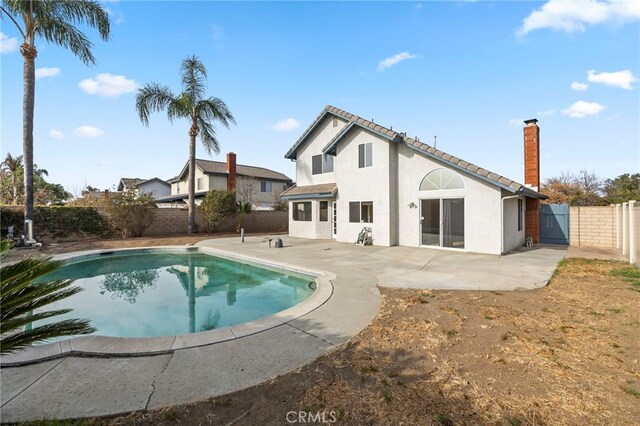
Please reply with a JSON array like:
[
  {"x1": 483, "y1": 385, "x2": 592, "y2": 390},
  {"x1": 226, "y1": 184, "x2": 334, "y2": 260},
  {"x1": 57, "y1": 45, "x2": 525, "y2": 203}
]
[{"x1": 540, "y1": 204, "x2": 570, "y2": 245}]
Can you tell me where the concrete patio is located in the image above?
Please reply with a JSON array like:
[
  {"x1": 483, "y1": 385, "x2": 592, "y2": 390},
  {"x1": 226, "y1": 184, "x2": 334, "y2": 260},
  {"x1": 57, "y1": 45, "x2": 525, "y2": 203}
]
[{"x1": 0, "y1": 237, "x2": 566, "y2": 422}]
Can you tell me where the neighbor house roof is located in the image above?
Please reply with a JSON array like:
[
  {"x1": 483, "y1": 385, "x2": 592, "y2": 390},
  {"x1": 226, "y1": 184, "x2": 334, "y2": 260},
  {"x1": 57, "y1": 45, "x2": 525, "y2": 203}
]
[
  {"x1": 117, "y1": 178, "x2": 146, "y2": 191},
  {"x1": 118, "y1": 177, "x2": 169, "y2": 191},
  {"x1": 284, "y1": 105, "x2": 546, "y2": 199},
  {"x1": 175, "y1": 159, "x2": 292, "y2": 182},
  {"x1": 281, "y1": 183, "x2": 337, "y2": 200}
]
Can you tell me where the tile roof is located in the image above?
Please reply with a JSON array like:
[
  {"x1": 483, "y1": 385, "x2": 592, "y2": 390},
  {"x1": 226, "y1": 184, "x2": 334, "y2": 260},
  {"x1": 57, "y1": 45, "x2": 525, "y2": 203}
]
[
  {"x1": 197, "y1": 159, "x2": 291, "y2": 181},
  {"x1": 281, "y1": 183, "x2": 338, "y2": 199},
  {"x1": 285, "y1": 105, "x2": 546, "y2": 198},
  {"x1": 118, "y1": 178, "x2": 146, "y2": 191}
]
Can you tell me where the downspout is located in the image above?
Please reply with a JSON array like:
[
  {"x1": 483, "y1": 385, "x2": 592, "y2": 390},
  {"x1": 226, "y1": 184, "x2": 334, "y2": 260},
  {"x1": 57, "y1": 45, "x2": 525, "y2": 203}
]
[{"x1": 501, "y1": 189, "x2": 524, "y2": 255}]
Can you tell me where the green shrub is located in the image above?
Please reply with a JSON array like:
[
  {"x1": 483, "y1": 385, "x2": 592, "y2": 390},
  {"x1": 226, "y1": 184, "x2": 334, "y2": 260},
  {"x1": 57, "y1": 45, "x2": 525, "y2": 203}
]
[
  {"x1": 34, "y1": 206, "x2": 111, "y2": 237},
  {"x1": 0, "y1": 206, "x2": 111, "y2": 238},
  {"x1": 199, "y1": 190, "x2": 236, "y2": 232},
  {"x1": 105, "y1": 191, "x2": 157, "y2": 238}
]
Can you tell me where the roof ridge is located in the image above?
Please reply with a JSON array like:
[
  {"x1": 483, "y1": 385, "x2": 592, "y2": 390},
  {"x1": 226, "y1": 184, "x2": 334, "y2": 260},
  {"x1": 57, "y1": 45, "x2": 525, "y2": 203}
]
[{"x1": 195, "y1": 158, "x2": 288, "y2": 177}]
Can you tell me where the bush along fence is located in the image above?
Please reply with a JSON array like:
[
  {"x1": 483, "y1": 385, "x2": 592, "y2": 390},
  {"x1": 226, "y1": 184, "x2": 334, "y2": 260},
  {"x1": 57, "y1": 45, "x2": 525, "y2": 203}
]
[
  {"x1": 570, "y1": 201, "x2": 639, "y2": 265},
  {"x1": 1, "y1": 206, "x2": 288, "y2": 240}
]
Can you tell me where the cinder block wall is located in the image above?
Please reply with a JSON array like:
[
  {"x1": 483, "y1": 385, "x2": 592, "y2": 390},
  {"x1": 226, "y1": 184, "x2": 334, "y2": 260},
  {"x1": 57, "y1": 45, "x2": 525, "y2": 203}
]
[
  {"x1": 569, "y1": 206, "x2": 615, "y2": 248},
  {"x1": 141, "y1": 209, "x2": 288, "y2": 236}
]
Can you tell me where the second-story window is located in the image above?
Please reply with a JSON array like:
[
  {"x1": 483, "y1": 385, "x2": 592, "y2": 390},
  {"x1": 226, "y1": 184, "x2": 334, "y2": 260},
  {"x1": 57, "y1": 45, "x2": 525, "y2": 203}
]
[
  {"x1": 358, "y1": 142, "x2": 373, "y2": 168},
  {"x1": 312, "y1": 154, "x2": 334, "y2": 175},
  {"x1": 260, "y1": 181, "x2": 272, "y2": 193},
  {"x1": 196, "y1": 177, "x2": 204, "y2": 191}
]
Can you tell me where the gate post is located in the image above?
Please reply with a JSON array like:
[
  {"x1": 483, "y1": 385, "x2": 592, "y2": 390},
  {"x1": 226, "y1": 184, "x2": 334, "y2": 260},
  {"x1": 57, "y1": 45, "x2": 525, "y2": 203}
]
[{"x1": 622, "y1": 203, "x2": 628, "y2": 256}]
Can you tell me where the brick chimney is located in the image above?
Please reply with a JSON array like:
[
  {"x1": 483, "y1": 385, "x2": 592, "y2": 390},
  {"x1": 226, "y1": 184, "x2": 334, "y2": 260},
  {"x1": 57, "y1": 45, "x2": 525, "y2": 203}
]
[
  {"x1": 523, "y1": 118, "x2": 540, "y2": 244},
  {"x1": 226, "y1": 152, "x2": 237, "y2": 191}
]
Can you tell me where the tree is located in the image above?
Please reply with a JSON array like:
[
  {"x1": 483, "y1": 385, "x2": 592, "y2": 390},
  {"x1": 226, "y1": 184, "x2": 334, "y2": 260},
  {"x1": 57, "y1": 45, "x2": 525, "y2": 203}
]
[
  {"x1": 0, "y1": 240, "x2": 95, "y2": 354},
  {"x1": 0, "y1": 153, "x2": 23, "y2": 204},
  {"x1": 0, "y1": 0, "x2": 110, "y2": 230},
  {"x1": 136, "y1": 56, "x2": 236, "y2": 233},
  {"x1": 603, "y1": 173, "x2": 640, "y2": 204},
  {"x1": 199, "y1": 189, "x2": 236, "y2": 232},
  {"x1": 540, "y1": 170, "x2": 605, "y2": 206}
]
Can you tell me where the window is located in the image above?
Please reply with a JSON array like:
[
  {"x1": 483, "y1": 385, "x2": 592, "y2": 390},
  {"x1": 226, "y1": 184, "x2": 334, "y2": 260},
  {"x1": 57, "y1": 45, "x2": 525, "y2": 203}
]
[
  {"x1": 358, "y1": 143, "x2": 373, "y2": 168},
  {"x1": 293, "y1": 202, "x2": 312, "y2": 221},
  {"x1": 349, "y1": 201, "x2": 373, "y2": 223},
  {"x1": 260, "y1": 181, "x2": 272, "y2": 193},
  {"x1": 419, "y1": 168, "x2": 465, "y2": 191},
  {"x1": 312, "y1": 154, "x2": 334, "y2": 175},
  {"x1": 176, "y1": 183, "x2": 180, "y2": 193},
  {"x1": 518, "y1": 199, "x2": 523, "y2": 231},
  {"x1": 319, "y1": 201, "x2": 328, "y2": 222},
  {"x1": 196, "y1": 178, "x2": 204, "y2": 191}
]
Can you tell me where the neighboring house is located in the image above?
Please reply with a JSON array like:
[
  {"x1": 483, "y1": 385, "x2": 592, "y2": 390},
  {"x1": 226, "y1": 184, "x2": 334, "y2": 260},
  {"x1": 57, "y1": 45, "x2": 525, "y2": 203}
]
[
  {"x1": 281, "y1": 105, "x2": 546, "y2": 255},
  {"x1": 117, "y1": 177, "x2": 171, "y2": 199},
  {"x1": 159, "y1": 153, "x2": 292, "y2": 210}
]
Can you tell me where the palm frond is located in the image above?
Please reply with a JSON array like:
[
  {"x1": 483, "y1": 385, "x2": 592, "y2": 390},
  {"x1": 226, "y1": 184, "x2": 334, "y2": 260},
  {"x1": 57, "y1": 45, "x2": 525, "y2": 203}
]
[
  {"x1": 180, "y1": 55, "x2": 207, "y2": 105},
  {"x1": 0, "y1": 244, "x2": 94, "y2": 354},
  {"x1": 52, "y1": 0, "x2": 110, "y2": 42},
  {"x1": 1, "y1": 319, "x2": 95, "y2": 353},
  {"x1": 197, "y1": 116, "x2": 219, "y2": 155},
  {"x1": 136, "y1": 83, "x2": 177, "y2": 126},
  {"x1": 198, "y1": 97, "x2": 236, "y2": 129},
  {"x1": 37, "y1": 16, "x2": 95, "y2": 65},
  {"x1": 166, "y1": 93, "x2": 193, "y2": 123}
]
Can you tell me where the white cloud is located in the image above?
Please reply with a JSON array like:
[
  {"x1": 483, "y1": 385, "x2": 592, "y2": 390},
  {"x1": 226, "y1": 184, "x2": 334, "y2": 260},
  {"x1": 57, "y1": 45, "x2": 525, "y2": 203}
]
[
  {"x1": 269, "y1": 118, "x2": 300, "y2": 132},
  {"x1": 48, "y1": 129, "x2": 65, "y2": 140},
  {"x1": 571, "y1": 81, "x2": 589, "y2": 91},
  {"x1": 78, "y1": 73, "x2": 138, "y2": 97},
  {"x1": 518, "y1": 0, "x2": 640, "y2": 35},
  {"x1": 73, "y1": 126, "x2": 105, "y2": 138},
  {"x1": 587, "y1": 69, "x2": 637, "y2": 89},
  {"x1": 212, "y1": 24, "x2": 225, "y2": 40},
  {"x1": 537, "y1": 108, "x2": 556, "y2": 116},
  {"x1": 36, "y1": 67, "x2": 61, "y2": 79},
  {"x1": 509, "y1": 118, "x2": 525, "y2": 127},
  {"x1": 377, "y1": 52, "x2": 418, "y2": 72},
  {"x1": 562, "y1": 101, "x2": 605, "y2": 118},
  {"x1": 415, "y1": 3, "x2": 424, "y2": 10},
  {"x1": 0, "y1": 32, "x2": 18, "y2": 53},
  {"x1": 106, "y1": 8, "x2": 125, "y2": 25}
]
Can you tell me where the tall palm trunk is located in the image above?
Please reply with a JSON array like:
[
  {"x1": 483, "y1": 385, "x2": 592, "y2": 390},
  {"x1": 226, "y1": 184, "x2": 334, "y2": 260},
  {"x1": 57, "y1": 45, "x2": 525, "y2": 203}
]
[
  {"x1": 21, "y1": 42, "x2": 36, "y2": 222},
  {"x1": 187, "y1": 121, "x2": 198, "y2": 233}
]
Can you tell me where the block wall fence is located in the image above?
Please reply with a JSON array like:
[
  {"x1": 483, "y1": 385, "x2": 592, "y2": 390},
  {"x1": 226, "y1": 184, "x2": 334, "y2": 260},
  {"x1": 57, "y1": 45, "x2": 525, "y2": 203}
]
[
  {"x1": 98, "y1": 208, "x2": 288, "y2": 236},
  {"x1": 569, "y1": 202, "x2": 639, "y2": 265},
  {"x1": 2, "y1": 206, "x2": 288, "y2": 238}
]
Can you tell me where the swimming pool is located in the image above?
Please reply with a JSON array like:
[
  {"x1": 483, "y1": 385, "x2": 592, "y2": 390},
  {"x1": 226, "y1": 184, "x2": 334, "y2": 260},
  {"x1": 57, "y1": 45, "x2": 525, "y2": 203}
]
[{"x1": 35, "y1": 248, "x2": 317, "y2": 339}]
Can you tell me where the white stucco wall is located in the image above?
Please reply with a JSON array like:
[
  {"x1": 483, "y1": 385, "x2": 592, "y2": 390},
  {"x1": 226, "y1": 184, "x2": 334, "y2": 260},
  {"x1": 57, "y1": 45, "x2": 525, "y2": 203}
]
[
  {"x1": 288, "y1": 200, "x2": 332, "y2": 239},
  {"x1": 295, "y1": 116, "x2": 348, "y2": 186},
  {"x1": 333, "y1": 130, "x2": 392, "y2": 246},
  {"x1": 502, "y1": 194, "x2": 525, "y2": 252},
  {"x1": 138, "y1": 181, "x2": 170, "y2": 198},
  {"x1": 396, "y1": 144, "x2": 504, "y2": 255}
]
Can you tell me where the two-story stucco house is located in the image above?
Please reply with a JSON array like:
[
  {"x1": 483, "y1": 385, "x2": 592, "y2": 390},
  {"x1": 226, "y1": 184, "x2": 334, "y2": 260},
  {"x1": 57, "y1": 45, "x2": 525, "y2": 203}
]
[
  {"x1": 160, "y1": 153, "x2": 293, "y2": 210},
  {"x1": 117, "y1": 177, "x2": 171, "y2": 199},
  {"x1": 281, "y1": 106, "x2": 546, "y2": 255}
]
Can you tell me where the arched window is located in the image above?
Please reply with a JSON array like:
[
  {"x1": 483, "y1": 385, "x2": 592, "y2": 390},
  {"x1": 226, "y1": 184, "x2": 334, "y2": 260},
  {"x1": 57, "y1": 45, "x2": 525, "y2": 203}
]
[{"x1": 419, "y1": 168, "x2": 465, "y2": 191}]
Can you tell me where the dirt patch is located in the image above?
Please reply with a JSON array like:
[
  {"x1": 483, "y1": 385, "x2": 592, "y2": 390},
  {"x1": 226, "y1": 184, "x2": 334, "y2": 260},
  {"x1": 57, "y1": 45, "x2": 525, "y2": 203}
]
[{"x1": 34, "y1": 256, "x2": 636, "y2": 426}]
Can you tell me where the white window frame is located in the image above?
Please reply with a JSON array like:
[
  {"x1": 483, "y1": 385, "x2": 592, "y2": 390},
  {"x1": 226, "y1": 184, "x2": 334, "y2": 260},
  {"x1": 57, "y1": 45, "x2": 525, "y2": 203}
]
[{"x1": 358, "y1": 143, "x2": 373, "y2": 168}]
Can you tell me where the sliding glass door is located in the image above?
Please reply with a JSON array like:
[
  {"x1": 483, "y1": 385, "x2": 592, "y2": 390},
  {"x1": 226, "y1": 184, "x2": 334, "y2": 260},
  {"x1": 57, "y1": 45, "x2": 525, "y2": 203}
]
[{"x1": 420, "y1": 198, "x2": 465, "y2": 249}]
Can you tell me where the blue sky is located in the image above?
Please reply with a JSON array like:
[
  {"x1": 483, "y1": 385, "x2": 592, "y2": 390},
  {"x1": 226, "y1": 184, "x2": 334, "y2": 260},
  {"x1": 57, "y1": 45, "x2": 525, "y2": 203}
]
[{"x1": 1, "y1": 0, "x2": 638, "y2": 194}]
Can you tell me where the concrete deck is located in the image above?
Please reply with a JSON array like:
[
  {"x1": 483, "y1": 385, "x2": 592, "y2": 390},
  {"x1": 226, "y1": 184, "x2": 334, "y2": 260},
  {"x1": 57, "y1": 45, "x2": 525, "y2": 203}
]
[{"x1": 0, "y1": 237, "x2": 566, "y2": 422}]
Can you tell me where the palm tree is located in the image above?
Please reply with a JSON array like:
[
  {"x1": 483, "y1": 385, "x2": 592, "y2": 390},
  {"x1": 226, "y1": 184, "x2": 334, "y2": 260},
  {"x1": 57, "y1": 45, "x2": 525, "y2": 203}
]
[
  {"x1": 136, "y1": 56, "x2": 236, "y2": 233},
  {"x1": 0, "y1": 240, "x2": 95, "y2": 354},
  {"x1": 0, "y1": 0, "x2": 110, "y2": 229},
  {"x1": 1, "y1": 153, "x2": 23, "y2": 204}
]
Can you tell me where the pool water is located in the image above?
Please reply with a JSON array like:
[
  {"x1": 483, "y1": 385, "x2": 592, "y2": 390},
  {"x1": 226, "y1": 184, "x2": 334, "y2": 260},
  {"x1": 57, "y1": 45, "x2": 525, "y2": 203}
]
[{"x1": 35, "y1": 250, "x2": 315, "y2": 339}]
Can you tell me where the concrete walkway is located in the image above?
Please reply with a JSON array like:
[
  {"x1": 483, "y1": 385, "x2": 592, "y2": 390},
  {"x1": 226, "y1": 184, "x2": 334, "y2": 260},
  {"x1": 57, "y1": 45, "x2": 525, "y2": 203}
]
[{"x1": 0, "y1": 237, "x2": 566, "y2": 422}]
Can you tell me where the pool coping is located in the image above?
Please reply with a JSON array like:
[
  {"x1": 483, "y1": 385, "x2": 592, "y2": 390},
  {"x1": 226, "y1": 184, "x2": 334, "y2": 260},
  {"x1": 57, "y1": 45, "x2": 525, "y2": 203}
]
[{"x1": 0, "y1": 246, "x2": 335, "y2": 367}]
